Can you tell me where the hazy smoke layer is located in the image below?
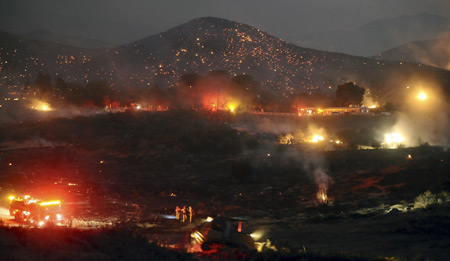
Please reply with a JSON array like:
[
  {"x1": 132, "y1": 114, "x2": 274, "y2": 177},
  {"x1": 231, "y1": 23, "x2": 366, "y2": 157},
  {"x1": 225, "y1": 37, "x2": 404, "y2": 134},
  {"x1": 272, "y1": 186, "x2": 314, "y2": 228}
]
[
  {"x1": 302, "y1": 151, "x2": 333, "y2": 198},
  {"x1": 389, "y1": 86, "x2": 450, "y2": 147}
]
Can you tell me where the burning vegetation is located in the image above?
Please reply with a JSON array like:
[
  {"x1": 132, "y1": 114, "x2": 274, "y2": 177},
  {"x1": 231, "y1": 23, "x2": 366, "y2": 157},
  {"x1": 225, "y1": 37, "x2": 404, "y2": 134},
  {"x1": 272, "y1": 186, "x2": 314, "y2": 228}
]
[
  {"x1": 0, "y1": 110, "x2": 449, "y2": 260},
  {"x1": 1, "y1": 11, "x2": 450, "y2": 261}
]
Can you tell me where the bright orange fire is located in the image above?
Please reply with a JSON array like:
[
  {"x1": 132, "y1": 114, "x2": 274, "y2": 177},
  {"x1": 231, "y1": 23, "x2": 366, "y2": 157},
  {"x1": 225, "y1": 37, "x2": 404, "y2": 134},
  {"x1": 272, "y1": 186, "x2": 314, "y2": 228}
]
[{"x1": 316, "y1": 187, "x2": 332, "y2": 204}]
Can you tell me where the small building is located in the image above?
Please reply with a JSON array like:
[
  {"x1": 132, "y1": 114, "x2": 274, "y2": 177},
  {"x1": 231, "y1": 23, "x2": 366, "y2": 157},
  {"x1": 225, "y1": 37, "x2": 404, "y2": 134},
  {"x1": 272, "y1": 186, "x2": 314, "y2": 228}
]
[
  {"x1": 298, "y1": 107, "x2": 319, "y2": 116},
  {"x1": 322, "y1": 106, "x2": 369, "y2": 116}
]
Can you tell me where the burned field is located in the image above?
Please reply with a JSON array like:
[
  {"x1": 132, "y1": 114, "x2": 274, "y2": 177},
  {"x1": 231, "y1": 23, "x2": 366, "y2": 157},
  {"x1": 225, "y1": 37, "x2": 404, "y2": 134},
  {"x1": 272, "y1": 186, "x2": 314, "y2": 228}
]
[{"x1": 1, "y1": 111, "x2": 450, "y2": 260}]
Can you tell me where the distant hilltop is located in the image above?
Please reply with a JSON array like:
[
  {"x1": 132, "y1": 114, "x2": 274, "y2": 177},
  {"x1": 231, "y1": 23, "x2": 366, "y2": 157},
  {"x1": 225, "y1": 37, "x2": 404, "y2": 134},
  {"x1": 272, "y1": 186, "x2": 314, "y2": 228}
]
[{"x1": 1, "y1": 16, "x2": 450, "y2": 102}]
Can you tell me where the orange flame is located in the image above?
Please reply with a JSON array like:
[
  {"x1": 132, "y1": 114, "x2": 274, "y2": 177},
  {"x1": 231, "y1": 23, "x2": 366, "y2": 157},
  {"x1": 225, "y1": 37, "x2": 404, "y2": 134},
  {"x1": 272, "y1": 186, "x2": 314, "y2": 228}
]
[{"x1": 316, "y1": 187, "x2": 332, "y2": 205}]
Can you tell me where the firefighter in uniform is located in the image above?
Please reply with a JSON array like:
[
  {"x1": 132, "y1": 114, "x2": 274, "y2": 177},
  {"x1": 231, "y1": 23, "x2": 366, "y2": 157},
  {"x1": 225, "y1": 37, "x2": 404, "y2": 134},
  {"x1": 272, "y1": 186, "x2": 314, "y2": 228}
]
[
  {"x1": 188, "y1": 206, "x2": 194, "y2": 223},
  {"x1": 181, "y1": 206, "x2": 187, "y2": 222},
  {"x1": 175, "y1": 206, "x2": 180, "y2": 220}
]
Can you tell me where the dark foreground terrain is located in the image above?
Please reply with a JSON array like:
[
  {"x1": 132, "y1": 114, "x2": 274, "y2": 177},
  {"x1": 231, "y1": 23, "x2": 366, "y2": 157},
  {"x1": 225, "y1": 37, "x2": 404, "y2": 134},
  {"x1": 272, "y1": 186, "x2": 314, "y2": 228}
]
[{"x1": 1, "y1": 111, "x2": 450, "y2": 260}]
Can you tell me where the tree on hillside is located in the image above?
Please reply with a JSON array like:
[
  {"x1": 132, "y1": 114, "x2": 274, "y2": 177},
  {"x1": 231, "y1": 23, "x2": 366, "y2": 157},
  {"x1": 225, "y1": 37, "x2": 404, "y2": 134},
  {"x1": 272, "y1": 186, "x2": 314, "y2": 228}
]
[
  {"x1": 34, "y1": 72, "x2": 53, "y2": 99},
  {"x1": 85, "y1": 81, "x2": 115, "y2": 107},
  {"x1": 335, "y1": 82, "x2": 365, "y2": 107},
  {"x1": 177, "y1": 73, "x2": 203, "y2": 109},
  {"x1": 207, "y1": 70, "x2": 230, "y2": 79},
  {"x1": 55, "y1": 77, "x2": 68, "y2": 98},
  {"x1": 179, "y1": 73, "x2": 201, "y2": 89},
  {"x1": 291, "y1": 92, "x2": 309, "y2": 109},
  {"x1": 231, "y1": 74, "x2": 261, "y2": 110},
  {"x1": 148, "y1": 85, "x2": 168, "y2": 107},
  {"x1": 64, "y1": 82, "x2": 84, "y2": 105}
]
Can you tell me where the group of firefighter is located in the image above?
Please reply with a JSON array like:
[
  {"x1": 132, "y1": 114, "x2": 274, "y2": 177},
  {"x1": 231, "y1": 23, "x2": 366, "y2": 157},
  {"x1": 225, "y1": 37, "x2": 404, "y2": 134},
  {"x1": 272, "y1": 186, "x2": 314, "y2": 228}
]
[{"x1": 175, "y1": 206, "x2": 194, "y2": 223}]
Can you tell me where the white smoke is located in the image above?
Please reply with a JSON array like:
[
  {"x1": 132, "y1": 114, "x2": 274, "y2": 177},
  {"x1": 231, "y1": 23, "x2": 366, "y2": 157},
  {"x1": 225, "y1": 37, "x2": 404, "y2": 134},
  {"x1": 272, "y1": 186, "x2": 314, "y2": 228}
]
[
  {"x1": 386, "y1": 85, "x2": 450, "y2": 147},
  {"x1": 301, "y1": 150, "x2": 333, "y2": 203}
]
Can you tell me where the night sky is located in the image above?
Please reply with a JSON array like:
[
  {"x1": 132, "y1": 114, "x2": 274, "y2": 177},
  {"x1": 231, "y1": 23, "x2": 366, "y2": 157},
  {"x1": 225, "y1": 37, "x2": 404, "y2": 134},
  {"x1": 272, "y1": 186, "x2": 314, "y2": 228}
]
[{"x1": 1, "y1": 0, "x2": 449, "y2": 44}]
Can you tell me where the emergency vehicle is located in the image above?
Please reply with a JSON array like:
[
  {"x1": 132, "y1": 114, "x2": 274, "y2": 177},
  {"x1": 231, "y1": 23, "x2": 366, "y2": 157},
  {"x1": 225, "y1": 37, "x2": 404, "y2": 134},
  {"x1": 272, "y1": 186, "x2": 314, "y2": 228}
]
[{"x1": 9, "y1": 195, "x2": 63, "y2": 226}]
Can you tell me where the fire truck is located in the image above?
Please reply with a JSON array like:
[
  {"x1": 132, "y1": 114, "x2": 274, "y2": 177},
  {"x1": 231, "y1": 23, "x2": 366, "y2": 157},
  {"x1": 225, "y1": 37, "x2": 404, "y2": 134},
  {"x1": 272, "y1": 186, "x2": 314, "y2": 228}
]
[{"x1": 9, "y1": 195, "x2": 63, "y2": 226}]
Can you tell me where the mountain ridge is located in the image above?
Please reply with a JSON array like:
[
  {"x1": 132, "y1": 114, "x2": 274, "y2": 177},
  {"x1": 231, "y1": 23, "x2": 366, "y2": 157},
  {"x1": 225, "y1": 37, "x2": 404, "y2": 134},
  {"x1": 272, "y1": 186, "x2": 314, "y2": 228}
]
[
  {"x1": 375, "y1": 35, "x2": 450, "y2": 70},
  {"x1": 1, "y1": 17, "x2": 450, "y2": 103},
  {"x1": 21, "y1": 29, "x2": 114, "y2": 49},
  {"x1": 295, "y1": 13, "x2": 450, "y2": 57}
]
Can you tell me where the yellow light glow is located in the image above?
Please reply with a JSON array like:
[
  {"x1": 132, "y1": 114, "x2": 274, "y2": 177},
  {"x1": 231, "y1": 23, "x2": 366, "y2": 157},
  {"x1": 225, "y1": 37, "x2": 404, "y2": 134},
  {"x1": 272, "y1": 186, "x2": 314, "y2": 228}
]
[
  {"x1": 385, "y1": 133, "x2": 403, "y2": 144},
  {"x1": 383, "y1": 132, "x2": 405, "y2": 148},
  {"x1": 250, "y1": 230, "x2": 264, "y2": 241},
  {"x1": 369, "y1": 105, "x2": 377, "y2": 109},
  {"x1": 417, "y1": 92, "x2": 427, "y2": 101},
  {"x1": 39, "y1": 200, "x2": 61, "y2": 206},
  {"x1": 227, "y1": 101, "x2": 238, "y2": 113},
  {"x1": 31, "y1": 101, "x2": 52, "y2": 111},
  {"x1": 311, "y1": 134, "x2": 324, "y2": 143},
  {"x1": 190, "y1": 230, "x2": 205, "y2": 244},
  {"x1": 9, "y1": 196, "x2": 15, "y2": 200}
]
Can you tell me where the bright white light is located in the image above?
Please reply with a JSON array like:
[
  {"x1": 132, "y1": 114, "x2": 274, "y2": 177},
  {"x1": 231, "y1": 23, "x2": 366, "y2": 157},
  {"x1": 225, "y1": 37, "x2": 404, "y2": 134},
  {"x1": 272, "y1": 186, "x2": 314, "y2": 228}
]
[
  {"x1": 384, "y1": 132, "x2": 405, "y2": 148},
  {"x1": 417, "y1": 92, "x2": 427, "y2": 101},
  {"x1": 385, "y1": 133, "x2": 403, "y2": 144},
  {"x1": 311, "y1": 134, "x2": 324, "y2": 143}
]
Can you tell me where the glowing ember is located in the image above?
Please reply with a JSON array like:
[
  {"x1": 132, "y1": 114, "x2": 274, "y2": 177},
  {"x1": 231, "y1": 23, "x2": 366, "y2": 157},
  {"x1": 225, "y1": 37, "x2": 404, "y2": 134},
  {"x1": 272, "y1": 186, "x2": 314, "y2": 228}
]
[
  {"x1": 311, "y1": 134, "x2": 324, "y2": 143},
  {"x1": 417, "y1": 92, "x2": 428, "y2": 101}
]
